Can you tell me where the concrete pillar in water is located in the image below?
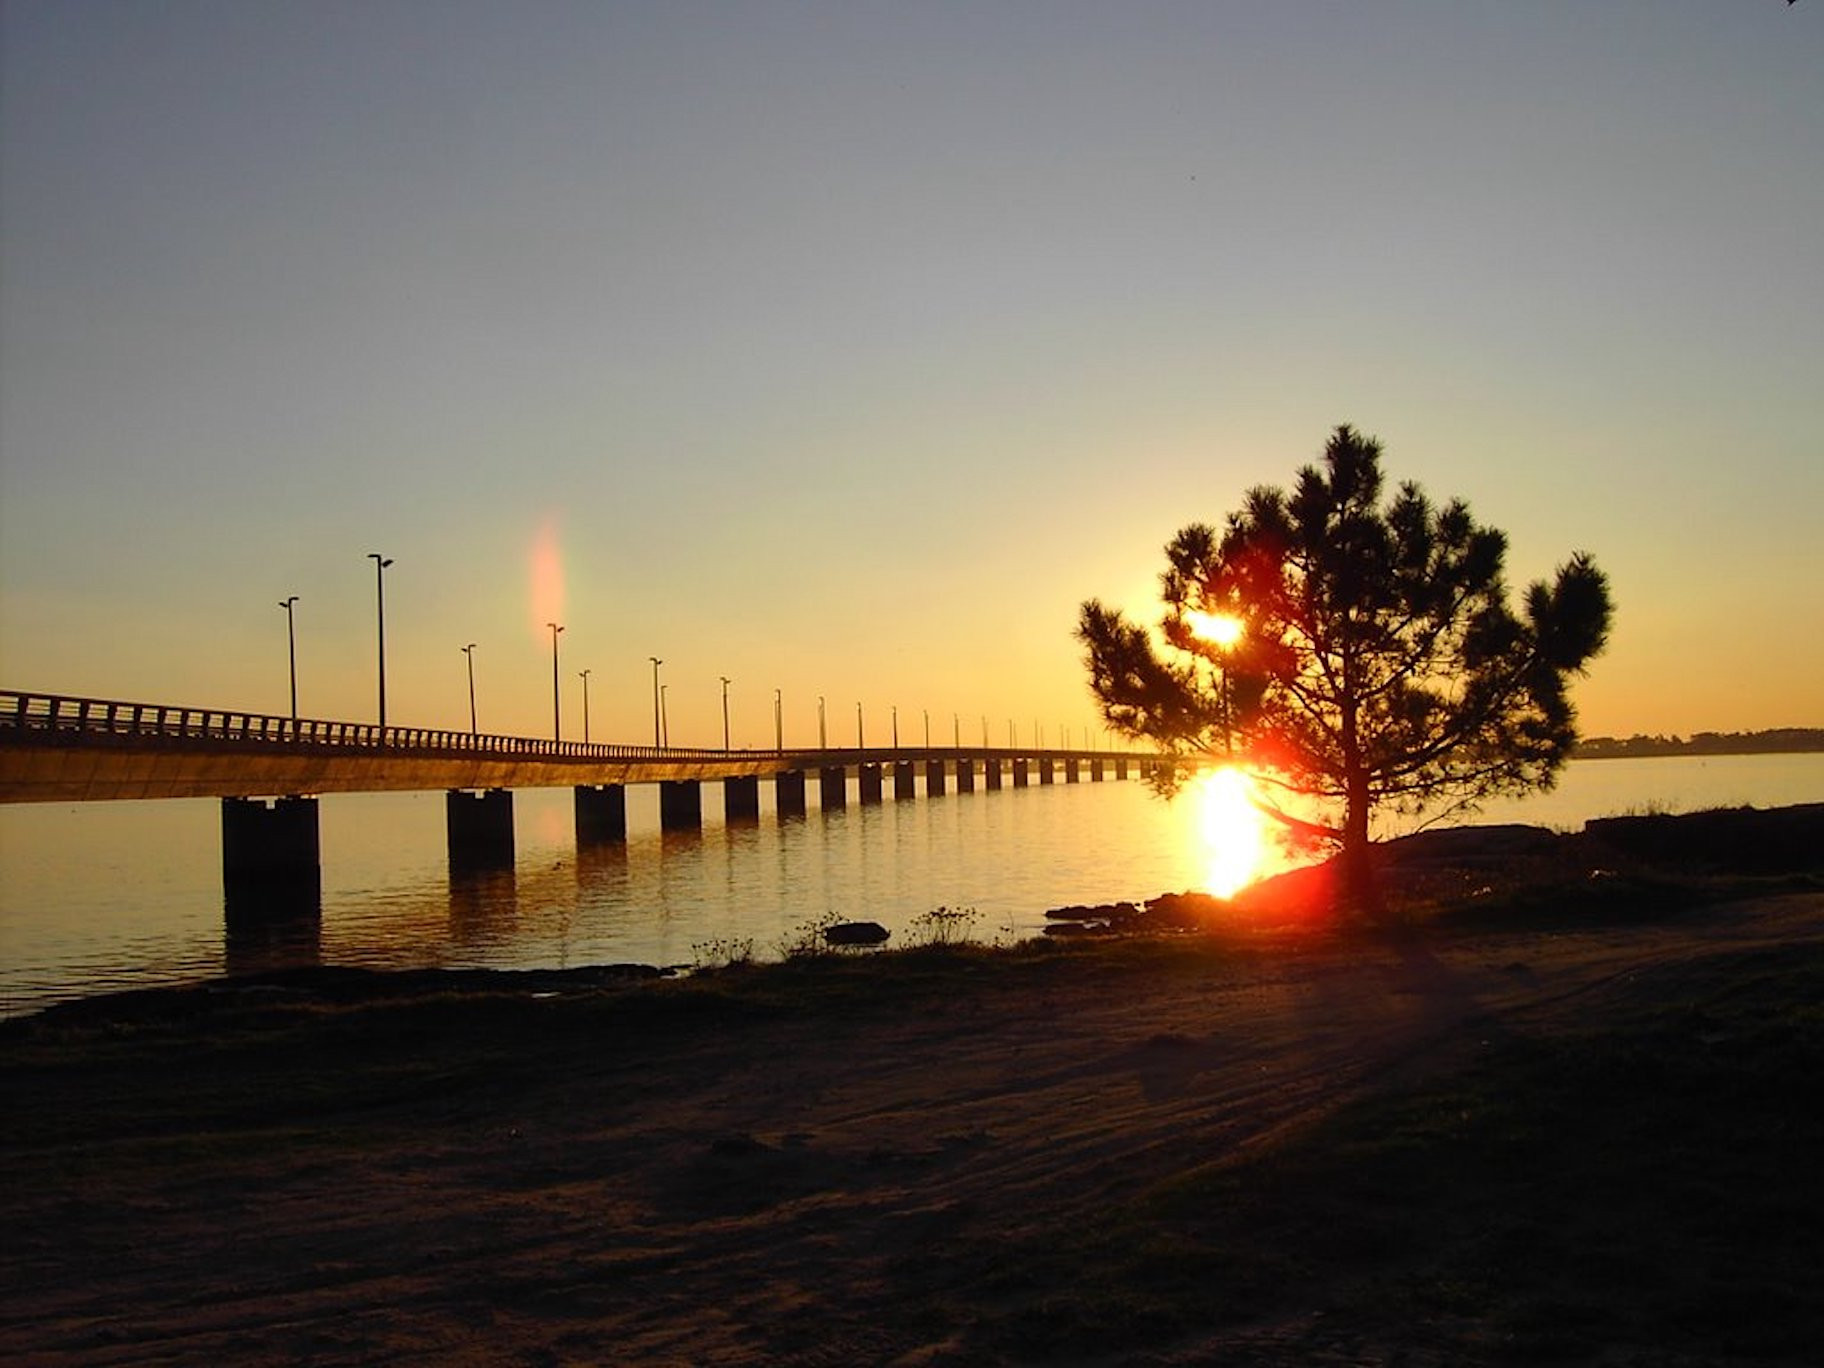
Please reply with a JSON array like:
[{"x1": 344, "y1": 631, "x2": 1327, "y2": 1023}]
[
  {"x1": 222, "y1": 795, "x2": 321, "y2": 893},
  {"x1": 859, "y1": 764, "x2": 884, "y2": 804},
  {"x1": 1090, "y1": 758, "x2": 1105, "y2": 782},
  {"x1": 660, "y1": 779, "x2": 702, "y2": 831},
  {"x1": 1037, "y1": 757, "x2": 1054, "y2": 785},
  {"x1": 574, "y1": 784, "x2": 627, "y2": 845},
  {"x1": 774, "y1": 769, "x2": 807, "y2": 819},
  {"x1": 724, "y1": 775, "x2": 761, "y2": 822},
  {"x1": 955, "y1": 758, "x2": 975, "y2": 793},
  {"x1": 893, "y1": 762, "x2": 916, "y2": 801},
  {"x1": 984, "y1": 757, "x2": 1002, "y2": 790},
  {"x1": 1116, "y1": 757, "x2": 1129, "y2": 780},
  {"x1": 925, "y1": 759, "x2": 947, "y2": 796},
  {"x1": 819, "y1": 766, "x2": 847, "y2": 810},
  {"x1": 447, "y1": 788, "x2": 515, "y2": 870},
  {"x1": 1012, "y1": 759, "x2": 1029, "y2": 788},
  {"x1": 1064, "y1": 758, "x2": 1080, "y2": 783}
]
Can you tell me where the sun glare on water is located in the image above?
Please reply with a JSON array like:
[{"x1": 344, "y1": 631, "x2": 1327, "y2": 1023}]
[{"x1": 1190, "y1": 766, "x2": 1272, "y2": 898}]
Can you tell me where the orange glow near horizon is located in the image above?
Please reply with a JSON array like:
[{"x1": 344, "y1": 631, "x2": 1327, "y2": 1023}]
[
  {"x1": 1190, "y1": 765, "x2": 1271, "y2": 898},
  {"x1": 528, "y1": 518, "x2": 566, "y2": 639},
  {"x1": 1186, "y1": 610, "x2": 1243, "y2": 648}
]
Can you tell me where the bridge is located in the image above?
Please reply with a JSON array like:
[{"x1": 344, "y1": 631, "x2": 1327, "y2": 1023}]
[{"x1": 1, "y1": 689, "x2": 1158, "y2": 894}]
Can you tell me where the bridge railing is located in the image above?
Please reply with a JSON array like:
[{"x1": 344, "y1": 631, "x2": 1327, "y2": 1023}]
[{"x1": 0, "y1": 690, "x2": 739, "y2": 763}]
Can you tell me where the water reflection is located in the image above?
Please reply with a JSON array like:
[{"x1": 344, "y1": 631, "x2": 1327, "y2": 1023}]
[{"x1": 223, "y1": 879, "x2": 322, "y2": 977}]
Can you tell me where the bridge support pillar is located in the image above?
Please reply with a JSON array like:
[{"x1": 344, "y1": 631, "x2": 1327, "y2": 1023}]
[
  {"x1": 893, "y1": 762, "x2": 916, "y2": 800},
  {"x1": 1037, "y1": 757, "x2": 1054, "y2": 785},
  {"x1": 447, "y1": 789, "x2": 514, "y2": 870},
  {"x1": 660, "y1": 780, "x2": 702, "y2": 831},
  {"x1": 1090, "y1": 759, "x2": 1105, "y2": 782},
  {"x1": 955, "y1": 759, "x2": 975, "y2": 793},
  {"x1": 724, "y1": 775, "x2": 760, "y2": 822},
  {"x1": 222, "y1": 796, "x2": 321, "y2": 895},
  {"x1": 1064, "y1": 758, "x2": 1080, "y2": 783},
  {"x1": 983, "y1": 757, "x2": 1002, "y2": 790},
  {"x1": 819, "y1": 766, "x2": 847, "y2": 810},
  {"x1": 575, "y1": 784, "x2": 626, "y2": 845},
  {"x1": 925, "y1": 759, "x2": 947, "y2": 796},
  {"x1": 1012, "y1": 759, "x2": 1028, "y2": 788},
  {"x1": 1115, "y1": 757, "x2": 1129, "y2": 780},
  {"x1": 774, "y1": 770, "x2": 807, "y2": 819},
  {"x1": 859, "y1": 765, "x2": 883, "y2": 804}
]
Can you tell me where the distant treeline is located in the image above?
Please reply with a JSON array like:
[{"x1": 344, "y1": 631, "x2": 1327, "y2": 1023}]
[{"x1": 1575, "y1": 728, "x2": 1824, "y2": 759}]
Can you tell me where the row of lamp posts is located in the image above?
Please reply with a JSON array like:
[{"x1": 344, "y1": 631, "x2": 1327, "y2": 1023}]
[{"x1": 285, "y1": 556, "x2": 1116, "y2": 753}]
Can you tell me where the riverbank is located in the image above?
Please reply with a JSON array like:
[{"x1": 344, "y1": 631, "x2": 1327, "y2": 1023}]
[{"x1": 3, "y1": 819, "x2": 1821, "y2": 1365}]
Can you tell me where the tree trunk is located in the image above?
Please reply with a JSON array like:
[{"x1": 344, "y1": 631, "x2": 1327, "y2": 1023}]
[{"x1": 1340, "y1": 768, "x2": 1377, "y2": 916}]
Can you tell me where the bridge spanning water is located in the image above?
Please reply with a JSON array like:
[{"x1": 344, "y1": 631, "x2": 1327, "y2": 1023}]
[{"x1": 0, "y1": 690, "x2": 1158, "y2": 894}]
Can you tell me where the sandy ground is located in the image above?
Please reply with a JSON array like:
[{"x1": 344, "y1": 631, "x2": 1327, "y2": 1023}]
[{"x1": 4, "y1": 891, "x2": 1821, "y2": 1366}]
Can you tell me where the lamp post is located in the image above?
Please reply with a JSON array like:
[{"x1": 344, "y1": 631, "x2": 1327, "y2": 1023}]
[
  {"x1": 579, "y1": 668, "x2": 591, "y2": 743},
  {"x1": 279, "y1": 596, "x2": 298, "y2": 721},
  {"x1": 891, "y1": 704, "x2": 898, "y2": 748},
  {"x1": 462, "y1": 643, "x2": 478, "y2": 734},
  {"x1": 547, "y1": 622, "x2": 564, "y2": 741},
  {"x1": 367, "y1": 553, "x2": 392, "y2": 729},
  {"x1": 818, "y1": 695, "x2": 827, "y2": 748},
  {"x1": 856, "y1": 702, "x2": 864, "y2": 749},
  {"x1": 718, "y1": 676, "x2": 732, "y2": 750},
  {"x1": 648, "y1": 657, "x2": 663, "y2": 747},
  {"x1": 924, "y1": 709, "x2": 930, "y2": 749},
  {"x1": 660, "y1": 683, "x2": 669, "y2": 747},
  {"x1": 773, "y1": 688, "x2": 783, "y2": 752}
]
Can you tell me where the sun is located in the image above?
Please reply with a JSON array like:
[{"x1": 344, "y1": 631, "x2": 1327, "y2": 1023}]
[
  {"x1": 1189, "y1": 765, "x2": 1271, "y2": 898},
  {"x1": 1186, "y1": 610, "x2": 1243, "y2": 648}
]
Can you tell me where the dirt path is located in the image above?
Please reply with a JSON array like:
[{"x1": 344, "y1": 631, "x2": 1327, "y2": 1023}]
[{"x1": 5, "y1": 893, "x2": 1821, "y2": 1366}]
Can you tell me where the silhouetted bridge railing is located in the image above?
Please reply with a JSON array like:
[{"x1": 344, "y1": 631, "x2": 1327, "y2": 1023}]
[{"x1": 1, "y1": 689, "x2": 1158, "y2": 892}]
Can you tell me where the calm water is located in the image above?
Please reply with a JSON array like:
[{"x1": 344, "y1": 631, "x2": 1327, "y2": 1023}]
[{"x1": 2, "y1": 754, "x2": 1820, "y2": 1017}]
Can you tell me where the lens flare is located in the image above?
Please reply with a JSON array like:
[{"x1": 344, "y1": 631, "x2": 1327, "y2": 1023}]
[
  {"x1": 528, "y1": 518, "x2": 565, "y2": 639},
  {"x1": 1190, "y1": 765, "x2": 1270, "y2": 897}
]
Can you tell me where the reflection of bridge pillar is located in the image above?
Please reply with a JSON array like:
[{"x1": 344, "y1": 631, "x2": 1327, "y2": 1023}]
[
  {"x1": 660, "y1": 780, "x2": 702, "y2": 831},
  {"x1": 1012, "y1": 759, "x2": 1028, "y2": 787},
  {"x1": 775, "y1": 770, "x2": 807, "y2": 818},
  {"x1": 222, "y1": 795, "x2": 321, "y2": 896},
  {"x1": 1037, "y1": 757, "x2": 1054, "y2": 785},
  {"x1": 724, "y1": 775, "x2": 760, "y2": 822},
  {"x1": 1090, "y1": 758, "x2": 1105, "y2": 782},
  {"x1": 984, "y1": 757, "x2": 1002, "y2": 790},
  {"x1": 1065, "y1": 758, "x2": 1080, "y2": 783},
  {"x1": 955, "y1": 758, "x2": 975, "y2": 793},
  {"x1": 819, "y1": 766, "x2": 847, "y2": 809},
  {"x1": 447, "y1": 789, "x2": 514, "y2": 870},
  {"x1": 925, "y1": 759, "x2": 947, "y2": 796},
  {"x1": 893, "y1": 762, "x2": 916, "y2": 800},
  {"x1": 859, "y1": 764, "x2": 884, "y2": 804},
  {"x1": 575, "y1": 784, "x2": 627, "y2": 844}
]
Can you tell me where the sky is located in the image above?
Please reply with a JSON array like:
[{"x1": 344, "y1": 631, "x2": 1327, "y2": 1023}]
[{"x1": 2, "y1": 1, "x2": 1820, "y2": 750}]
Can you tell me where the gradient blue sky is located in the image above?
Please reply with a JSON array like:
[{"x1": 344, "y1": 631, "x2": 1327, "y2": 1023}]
[{"x1": 3, "y1": 1, "x2": 1819, "y2": 747}]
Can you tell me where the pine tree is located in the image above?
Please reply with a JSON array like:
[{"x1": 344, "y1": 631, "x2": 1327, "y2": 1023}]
[{"x1": 1079, "y1": 424, "x2": 1613, "y2": 907}]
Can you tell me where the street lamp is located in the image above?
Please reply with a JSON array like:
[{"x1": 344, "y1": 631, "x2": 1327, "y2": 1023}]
[
  {"x1": 818, "y1": 695, "x2": 827, "y2": 748},
  {"x1": 279, "y1": 596, "x2": 298, "y2": 722},
  {"x1": 547, "y1": 622, "x2": 564, "y2": 741},
  {"x1": 660, "y1": 683, "x2": 669, "y2": 747},
  {"x1": 649, "y1": 657, "x2": 663, "y2": 747},
  {"x1": 891, "y1": 704, "x2": 898, "y2": 748},
  {"x1": 462, "y1": 643, "x2": 478, "y2": 734},
  {"x1": 856, "y1": 701, "x2": 864, "y2": 749},
  {"x1": 579, "y1": 668, "x2": 591, "y2": 743},
  {"x1": 367, "y1": 553, "x2": 392, "y2": 729},
  {"x1": 719, "y1": 676, "x2": 732, "y2": 750},
  {"x1": 773, "y1": 688, "x2": 783, "y2": 752}
]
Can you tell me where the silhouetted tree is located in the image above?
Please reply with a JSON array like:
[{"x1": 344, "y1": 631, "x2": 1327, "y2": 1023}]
[{"x1": 1079, "y1": 424, "x2": 1612, "y2": 908}]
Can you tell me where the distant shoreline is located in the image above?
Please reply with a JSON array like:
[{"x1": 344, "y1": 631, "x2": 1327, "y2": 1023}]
[{"x1": 1574, "y1": 727, "x2": 1823, "y2": 760}]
